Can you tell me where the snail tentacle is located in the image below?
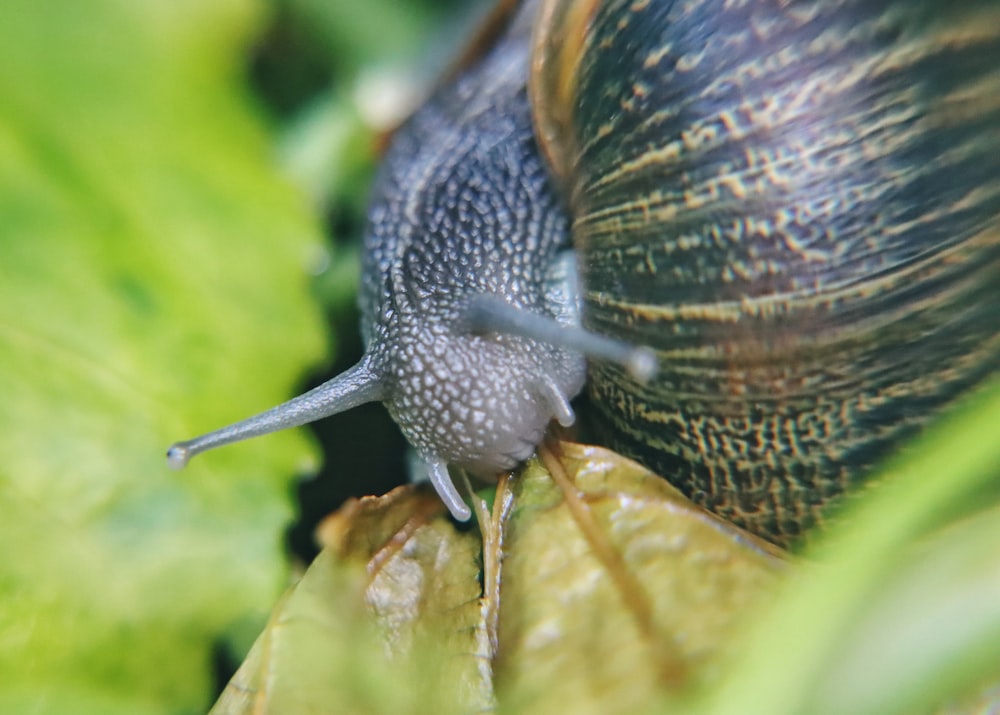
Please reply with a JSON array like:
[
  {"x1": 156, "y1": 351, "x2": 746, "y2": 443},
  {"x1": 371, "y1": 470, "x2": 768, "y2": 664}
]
[
  {"x1": 426, "y1": 458, "x2": 472, "y2": 521},
  {"x1": 459, "y1": 293, "x2": 658, "y2": 383},
  {"x1": 535, "y1": 373, "x2": 576, "y2": 427},
  {"x1": 167, "y1": 357, "x2": 387, "y2": 468}
]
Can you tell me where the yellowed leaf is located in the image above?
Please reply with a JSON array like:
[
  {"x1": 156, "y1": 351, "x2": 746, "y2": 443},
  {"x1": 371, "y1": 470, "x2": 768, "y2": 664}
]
[
  {"x1": 213, "y1": 486, "x2": 488, "y2": 715},
  {"x1": 495, "y1": 442, "x2": 786, "y2": 714},
  {"x1": 211, "y1": 441, "x2": 790, "y2": 714}
]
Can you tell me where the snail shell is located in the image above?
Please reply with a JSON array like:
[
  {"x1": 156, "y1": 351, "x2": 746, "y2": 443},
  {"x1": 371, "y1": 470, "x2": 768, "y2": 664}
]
[
  {"x1": 535, "y1": 0, "x2": 1000, "y2": 542},
  {"x1": 169, "y1": 0, "x2": 1000, "y2": 545}
]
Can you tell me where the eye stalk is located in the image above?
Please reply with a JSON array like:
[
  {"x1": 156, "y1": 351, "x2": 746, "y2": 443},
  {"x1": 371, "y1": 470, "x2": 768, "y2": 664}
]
[{"x1": 459, "y1": 293, "x2": 658, "y2": 383}]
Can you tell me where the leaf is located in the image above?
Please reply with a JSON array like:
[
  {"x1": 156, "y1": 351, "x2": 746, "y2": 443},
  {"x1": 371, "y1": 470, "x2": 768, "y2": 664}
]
[
  {"x1": 495, "y1": 443, "x2": 786, "y2": 714},
  {"x1": 212, "y1": 487, "x2": 488, "y2": 715},
  {"x1": 0, "y1": 0, "x2": 327, "y2": 712},
  {"x1": 805, "y1": 505, "x2": 1000, "y2": 715},
  {"x1": 212, "y1": 392, "x2": 1000, "y2": 715},
  {"x1": 212, "y1": 443, "x2": 787, "y2": 714}
]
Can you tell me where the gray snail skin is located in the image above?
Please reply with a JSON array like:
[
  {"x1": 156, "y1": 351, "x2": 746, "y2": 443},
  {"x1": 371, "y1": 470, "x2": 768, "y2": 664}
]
[
  {"x1": 170, "y1": 0, "x2": 1000, "y2": 546},
  {"x1": 167, "y1": 2, "x2": 654, "y2": 522}
]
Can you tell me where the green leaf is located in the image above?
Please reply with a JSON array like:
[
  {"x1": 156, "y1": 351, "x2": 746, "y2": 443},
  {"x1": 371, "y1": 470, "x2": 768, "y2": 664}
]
[{"x1": 0, "y1": 0, "x2": 327, "y2": 712}]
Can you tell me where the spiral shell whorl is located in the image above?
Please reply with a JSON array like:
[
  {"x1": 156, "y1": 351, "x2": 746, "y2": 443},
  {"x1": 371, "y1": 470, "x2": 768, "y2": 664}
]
[{"x1": 537, "y1": 0, "x2": 1000, "y2": 542}]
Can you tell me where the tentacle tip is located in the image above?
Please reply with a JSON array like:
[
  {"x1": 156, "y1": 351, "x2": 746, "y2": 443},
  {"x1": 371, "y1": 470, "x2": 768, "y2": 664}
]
[
  {"x1": 166, "y1": 443, "x2": 191, "y2": 470},
  {"x1": 627, "y1": 347, "x2": 658, "y2": 384},
  {"x1": 448, "y1": 501, "x2": 473, "y2": 522},
  {"x1": 426, "y1": 458, "x2": 473, "y2": 522},
  {"x1": 555, "y1": 411, "x2": 576, "y2": 428},
  {"x1": 536, "y1": 375, "x2": 576, "y2": 428}
]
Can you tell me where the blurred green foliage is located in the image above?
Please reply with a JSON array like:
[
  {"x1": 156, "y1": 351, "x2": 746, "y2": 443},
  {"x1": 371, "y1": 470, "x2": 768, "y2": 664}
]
[
  {"x1": 1, "y1": 0, "x2": 998, "y2": 713},
  {"x1": 0, "y1": 0, "x2": 404, "y2": 711}
]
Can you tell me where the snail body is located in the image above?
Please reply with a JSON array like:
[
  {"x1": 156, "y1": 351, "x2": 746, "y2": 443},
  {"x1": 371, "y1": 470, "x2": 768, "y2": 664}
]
[
  {"x1": 168, "y1": 5, "x2": 651, "y2": 522},
  {"x1": 169, "y1": 0, "x2": 1000, "y2": 544},
  {"x1": 354, "y1": 16, "x2": 585, "y2": 518}
]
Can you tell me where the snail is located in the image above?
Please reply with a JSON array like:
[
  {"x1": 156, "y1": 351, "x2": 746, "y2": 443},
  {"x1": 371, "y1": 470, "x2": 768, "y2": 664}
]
[{"x1": 169, "y1": 0, "x2": 1000, "y2": 545}]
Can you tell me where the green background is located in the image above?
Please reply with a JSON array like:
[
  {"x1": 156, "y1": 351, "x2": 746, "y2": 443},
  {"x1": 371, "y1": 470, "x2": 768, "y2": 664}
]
[{"x1": 1, "y1": 0, "x2": 998, "y2": 713}]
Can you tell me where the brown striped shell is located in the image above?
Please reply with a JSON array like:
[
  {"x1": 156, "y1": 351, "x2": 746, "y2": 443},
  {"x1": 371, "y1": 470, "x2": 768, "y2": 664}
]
[{"x1": 531, "y1": 0, "x2": 1000, "y2": 544}]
